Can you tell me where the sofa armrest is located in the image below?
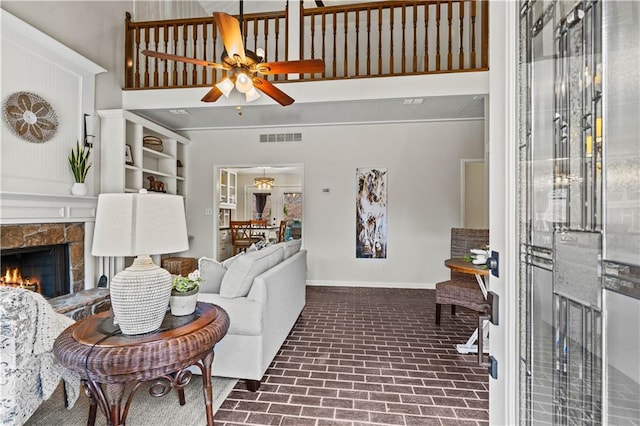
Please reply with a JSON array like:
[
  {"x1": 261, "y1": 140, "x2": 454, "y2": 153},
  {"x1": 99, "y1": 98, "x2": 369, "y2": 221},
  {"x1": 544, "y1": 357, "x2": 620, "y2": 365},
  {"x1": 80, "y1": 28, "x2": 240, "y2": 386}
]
[
  {"x1": 246, "y1": 250, "x2": 306, "y2": 304},
  {"x1": 197, "y1": 292, "x2": 262, "y2": 336},
  {"x1": 246, "y1": 250, "x2": 306, "y2": 373}
]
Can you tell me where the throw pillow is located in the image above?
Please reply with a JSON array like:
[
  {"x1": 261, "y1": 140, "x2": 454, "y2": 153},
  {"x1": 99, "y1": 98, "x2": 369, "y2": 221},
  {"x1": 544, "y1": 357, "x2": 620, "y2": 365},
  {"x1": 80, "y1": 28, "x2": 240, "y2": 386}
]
[
  {"x1": 219, "y1": 245, "x2": 285, "y2": 298},
  {"x1": 222, "y1": 252, "x2": 244, "y2": 269},
  {"x1": 282, "y1": 238, "x2": 302, "y2": 259},
  {"x1": 197, "y1": 257, "x2": 227, "y2": 294}
]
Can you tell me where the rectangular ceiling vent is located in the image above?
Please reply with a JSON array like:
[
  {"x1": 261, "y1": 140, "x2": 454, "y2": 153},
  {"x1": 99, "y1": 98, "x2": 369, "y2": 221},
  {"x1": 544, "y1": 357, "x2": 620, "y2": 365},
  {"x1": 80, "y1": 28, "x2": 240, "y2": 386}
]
[{"x1": 259, "y1": 133, "x2": 303, "y2": 143}]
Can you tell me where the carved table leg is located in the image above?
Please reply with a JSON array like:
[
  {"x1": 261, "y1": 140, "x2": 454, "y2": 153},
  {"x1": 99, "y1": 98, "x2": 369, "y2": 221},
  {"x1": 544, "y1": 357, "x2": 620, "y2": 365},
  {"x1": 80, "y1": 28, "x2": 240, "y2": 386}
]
[
  {"x1": 82, "y1": 380, "x2": 98, "y2": 426},
  {"x1": 200, "y1": 349, "x2": 215, "y2": 426},
  {"x1": 104, "y1": 382, "x2": 126, "y2": 426}
]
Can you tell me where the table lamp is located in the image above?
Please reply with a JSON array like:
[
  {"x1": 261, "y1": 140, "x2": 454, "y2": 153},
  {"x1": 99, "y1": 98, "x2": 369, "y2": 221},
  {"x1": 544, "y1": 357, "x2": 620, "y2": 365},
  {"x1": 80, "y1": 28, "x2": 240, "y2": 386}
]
[{"x1": 92, "y1": 189, "x2": 188, "y2": 335}]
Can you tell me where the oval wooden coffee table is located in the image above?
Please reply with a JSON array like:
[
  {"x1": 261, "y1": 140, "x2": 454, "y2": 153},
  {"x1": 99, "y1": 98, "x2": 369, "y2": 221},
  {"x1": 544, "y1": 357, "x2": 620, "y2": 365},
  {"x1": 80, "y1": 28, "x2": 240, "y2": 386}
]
[{"x1": 54, "y1": 302, "x2": 229, "y2": 426}]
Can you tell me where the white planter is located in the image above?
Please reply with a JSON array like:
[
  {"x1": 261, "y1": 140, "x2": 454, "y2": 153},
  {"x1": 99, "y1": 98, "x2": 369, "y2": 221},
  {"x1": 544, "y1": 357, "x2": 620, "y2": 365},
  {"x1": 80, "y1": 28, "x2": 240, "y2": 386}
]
[
  {"x1": 71, "y1": 182, "x2": 88, "y2": 196},
  {"x1": 169, "y1": 289, "x2": 199, "y2": 316}
]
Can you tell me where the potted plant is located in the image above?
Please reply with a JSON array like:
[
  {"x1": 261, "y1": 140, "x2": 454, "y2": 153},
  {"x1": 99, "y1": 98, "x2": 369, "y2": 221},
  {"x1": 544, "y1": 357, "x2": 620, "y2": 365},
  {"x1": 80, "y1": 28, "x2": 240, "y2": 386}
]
[
  {"x1": 68, "y1": 141, "x2": 92, "y2": 195},
  {"x1": 169, "y1": 270, "x2": 201, "y2": 316}
]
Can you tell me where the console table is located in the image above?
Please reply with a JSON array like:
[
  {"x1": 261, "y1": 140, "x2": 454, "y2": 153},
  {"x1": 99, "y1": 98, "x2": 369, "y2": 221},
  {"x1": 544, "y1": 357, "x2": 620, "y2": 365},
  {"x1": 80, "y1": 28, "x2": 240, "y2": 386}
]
[{"x1": 54, "y1": 302, "x2": 229, "y2": 426}]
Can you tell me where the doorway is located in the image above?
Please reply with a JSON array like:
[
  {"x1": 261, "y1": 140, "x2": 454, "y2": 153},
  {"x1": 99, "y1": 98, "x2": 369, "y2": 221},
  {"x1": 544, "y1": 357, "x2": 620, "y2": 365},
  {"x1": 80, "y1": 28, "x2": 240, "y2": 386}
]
[
  {"x1": 214, "y1": 164, "x2": 303, "y2": 261},
  {"x1": 461, "y1": 159, "x2": 487, "y2": 228},
  {"x1": 518, "y1": 1, "x2": 640, "y2": 424}
]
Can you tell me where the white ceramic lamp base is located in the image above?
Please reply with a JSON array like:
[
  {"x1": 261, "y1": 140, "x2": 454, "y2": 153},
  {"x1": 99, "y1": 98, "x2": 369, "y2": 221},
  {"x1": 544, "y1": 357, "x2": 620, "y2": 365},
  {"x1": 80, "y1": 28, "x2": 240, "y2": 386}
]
[{"x1": 110, "y1": 255, "x2": 171, "y2": 335}]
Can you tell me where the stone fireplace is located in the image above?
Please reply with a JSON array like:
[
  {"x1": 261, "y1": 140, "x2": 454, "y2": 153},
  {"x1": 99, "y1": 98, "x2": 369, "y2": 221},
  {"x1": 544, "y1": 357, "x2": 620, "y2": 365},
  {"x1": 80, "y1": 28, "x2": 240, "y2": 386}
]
[
  {"x1": 1, "y1": 223, "x2": 85, "y2": 295},
  {"x1": 0, "y1": 192, "x2": 98, "y2": 291}
]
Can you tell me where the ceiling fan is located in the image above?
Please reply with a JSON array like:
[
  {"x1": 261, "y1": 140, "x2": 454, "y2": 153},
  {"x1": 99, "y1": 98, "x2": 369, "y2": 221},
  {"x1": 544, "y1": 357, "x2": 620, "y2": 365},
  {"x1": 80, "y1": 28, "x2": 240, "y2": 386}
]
[{"x1": 142, "y1": 11, "x2": 324, "y2": 106}]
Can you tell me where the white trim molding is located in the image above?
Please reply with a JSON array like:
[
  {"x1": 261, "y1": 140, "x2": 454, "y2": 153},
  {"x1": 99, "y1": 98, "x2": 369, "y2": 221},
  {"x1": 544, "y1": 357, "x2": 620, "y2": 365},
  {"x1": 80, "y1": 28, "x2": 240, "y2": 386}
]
[{"x1": 307, "y1": 280, "x2": 436, "y2": 290}]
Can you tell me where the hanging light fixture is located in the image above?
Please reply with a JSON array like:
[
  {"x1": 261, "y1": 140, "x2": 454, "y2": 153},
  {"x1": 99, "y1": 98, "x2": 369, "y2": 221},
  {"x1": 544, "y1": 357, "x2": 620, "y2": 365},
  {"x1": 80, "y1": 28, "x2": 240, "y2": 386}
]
[
  {"x1": 215, "y1": 71, "x2": 261, "y2": 103},
  {"x1": 254, "y1": 168, "x2": 274, "y2": 190},
  {"x1": 215, "y1": 77, "x2": 235, "y2": 98}
]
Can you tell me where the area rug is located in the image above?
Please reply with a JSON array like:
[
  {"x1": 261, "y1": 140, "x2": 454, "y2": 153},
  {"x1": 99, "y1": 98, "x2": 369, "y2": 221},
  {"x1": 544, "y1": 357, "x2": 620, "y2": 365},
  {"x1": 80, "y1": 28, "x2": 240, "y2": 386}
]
[{"x1": 25, "y1": 376, "x2": 238, "y2": 425}]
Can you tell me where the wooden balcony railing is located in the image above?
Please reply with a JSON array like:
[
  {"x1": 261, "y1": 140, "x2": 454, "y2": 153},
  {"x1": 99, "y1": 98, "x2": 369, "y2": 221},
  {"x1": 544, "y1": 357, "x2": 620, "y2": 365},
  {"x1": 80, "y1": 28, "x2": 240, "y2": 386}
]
[
  {"x1": 124, "y1": 0, "x2": 488, "y2": 90},
  {"x1": 124, "y1": 10, "x2": 288, "y2": 89}
]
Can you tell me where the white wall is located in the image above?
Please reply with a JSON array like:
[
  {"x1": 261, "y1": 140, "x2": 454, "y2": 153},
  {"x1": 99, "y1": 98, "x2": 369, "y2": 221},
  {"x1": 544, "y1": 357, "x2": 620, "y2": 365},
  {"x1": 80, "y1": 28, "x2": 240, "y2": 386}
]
[
  {"x1": 1, "y1": 9, "x2": 104, "y2": 196},
  {"x1": 186, "y1": 119, "x2": 484, "y2": 287},
  {"x1": 1, "y1": 1, "x2": 130, "y2": 110}
]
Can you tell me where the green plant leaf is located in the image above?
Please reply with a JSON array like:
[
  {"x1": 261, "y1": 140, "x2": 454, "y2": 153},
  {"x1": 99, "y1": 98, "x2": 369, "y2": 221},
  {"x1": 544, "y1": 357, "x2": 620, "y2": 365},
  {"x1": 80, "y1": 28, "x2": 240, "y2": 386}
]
[{"x1": 68, "y1": 141, "x2": 92, "y2": 183}]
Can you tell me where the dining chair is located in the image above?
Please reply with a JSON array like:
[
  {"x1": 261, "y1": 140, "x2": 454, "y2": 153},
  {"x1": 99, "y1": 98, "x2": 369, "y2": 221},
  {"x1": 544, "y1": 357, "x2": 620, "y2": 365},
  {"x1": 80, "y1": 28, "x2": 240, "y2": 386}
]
[
  {"x1": 277, "y1": 220, "x2": 287, "y2": 243},
  {"x1": 250, "y1": 219, "x2": 269, "y2": 241},
  {"x1": 435, "y1": 228, "x2": 490, "y2": 325},
  {"x1": 230, "y1": 221, "x2": 260, "y2": 254}
]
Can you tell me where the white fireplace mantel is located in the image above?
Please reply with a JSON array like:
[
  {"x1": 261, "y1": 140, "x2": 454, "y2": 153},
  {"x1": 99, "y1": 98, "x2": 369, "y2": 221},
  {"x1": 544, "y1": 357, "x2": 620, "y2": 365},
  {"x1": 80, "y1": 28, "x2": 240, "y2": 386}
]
[
  {"x1": 0, "y1": 191, "x2": 97, "y2": 225},
  {"x1": 1, "y1": 191, "x2": 97, "y2": 289}
]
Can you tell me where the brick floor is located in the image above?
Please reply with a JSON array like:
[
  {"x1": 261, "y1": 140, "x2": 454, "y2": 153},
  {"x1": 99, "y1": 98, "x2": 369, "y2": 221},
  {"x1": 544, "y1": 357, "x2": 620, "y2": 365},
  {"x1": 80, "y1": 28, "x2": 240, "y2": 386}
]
[{"x1": 216, "y1": 286, "x2": 489, "y2": 426}]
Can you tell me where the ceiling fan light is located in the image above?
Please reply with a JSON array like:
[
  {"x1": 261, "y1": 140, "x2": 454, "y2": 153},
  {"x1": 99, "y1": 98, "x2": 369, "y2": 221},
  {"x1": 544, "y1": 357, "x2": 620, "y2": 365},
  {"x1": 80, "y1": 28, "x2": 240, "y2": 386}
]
[
  {"x1": 256, "y1": 47, "x2": 265, "y2": 60},
  {"x1": 215, "y1": 78, "x2": 234, "y2": 98},
  {"x1": 245, "y1": 87, "x2": 261, "y2": 103},
  {"x1": 235, "y1": 73, "x2": 253, "y2": 94}
]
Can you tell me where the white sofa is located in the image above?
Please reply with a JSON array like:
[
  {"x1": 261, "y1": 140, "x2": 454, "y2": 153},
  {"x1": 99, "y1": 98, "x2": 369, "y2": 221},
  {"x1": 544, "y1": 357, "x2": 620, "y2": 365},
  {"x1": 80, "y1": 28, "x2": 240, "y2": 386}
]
[{"x1": 196, "y1": 239, "x2": 306, "y2": 391}]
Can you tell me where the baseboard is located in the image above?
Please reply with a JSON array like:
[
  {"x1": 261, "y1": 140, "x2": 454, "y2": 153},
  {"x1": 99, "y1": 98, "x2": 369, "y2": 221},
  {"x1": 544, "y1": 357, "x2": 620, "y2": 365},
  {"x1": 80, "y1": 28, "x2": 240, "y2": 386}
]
[{"x1": 306, "y1": 280, "x2": 436, "y2": 290}]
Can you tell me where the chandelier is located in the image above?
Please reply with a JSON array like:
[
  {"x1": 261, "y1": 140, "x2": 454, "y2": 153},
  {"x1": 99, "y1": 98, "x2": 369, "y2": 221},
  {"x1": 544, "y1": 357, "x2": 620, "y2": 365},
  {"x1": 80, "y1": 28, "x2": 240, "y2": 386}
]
[{"x1": 254, "y1": 169, "x2": 274, "y2": 190}]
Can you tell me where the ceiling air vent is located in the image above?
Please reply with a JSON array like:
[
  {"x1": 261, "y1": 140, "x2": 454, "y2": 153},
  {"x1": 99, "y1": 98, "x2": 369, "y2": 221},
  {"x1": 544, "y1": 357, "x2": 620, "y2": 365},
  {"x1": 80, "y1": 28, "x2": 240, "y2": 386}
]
[{"x1": 259, "y1": 133, "x2": 302, "y2": 143}]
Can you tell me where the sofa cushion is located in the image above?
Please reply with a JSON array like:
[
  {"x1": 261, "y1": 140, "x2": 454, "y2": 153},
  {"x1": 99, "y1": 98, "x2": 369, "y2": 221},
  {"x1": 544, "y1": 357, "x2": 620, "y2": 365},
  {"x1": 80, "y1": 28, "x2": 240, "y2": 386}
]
[
  {"x1": 197, "y1": 257, "x2": 227, "y2": 294},
  {"x1": 282, "y1": 239, "x2": 302, "y2": 259},
  {"x1": 219, "y1": 245, "x2": 285, "y2": 298},
  {"x1": 222, "y1": 252, "x2": 243, "y2": 269}
]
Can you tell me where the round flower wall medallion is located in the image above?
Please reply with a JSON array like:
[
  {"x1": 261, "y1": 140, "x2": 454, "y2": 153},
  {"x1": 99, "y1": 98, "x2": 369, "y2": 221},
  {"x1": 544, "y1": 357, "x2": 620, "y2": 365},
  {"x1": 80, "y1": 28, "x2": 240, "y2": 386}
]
[{"x1": 3, "y1": 92, "x2": 58, "y2": 143}]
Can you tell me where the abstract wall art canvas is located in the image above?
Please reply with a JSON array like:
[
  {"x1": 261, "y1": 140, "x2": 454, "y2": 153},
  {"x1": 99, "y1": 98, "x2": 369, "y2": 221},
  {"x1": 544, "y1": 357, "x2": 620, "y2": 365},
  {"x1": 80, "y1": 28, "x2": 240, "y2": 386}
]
[{"x1": 356, "y1": 167, "x2": 387, "y2": 258}]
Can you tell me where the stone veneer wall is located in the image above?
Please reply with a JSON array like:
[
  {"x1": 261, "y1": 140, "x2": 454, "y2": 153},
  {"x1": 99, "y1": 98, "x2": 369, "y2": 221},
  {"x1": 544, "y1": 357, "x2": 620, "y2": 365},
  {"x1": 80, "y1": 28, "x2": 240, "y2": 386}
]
[
  {"x1": 49, "y1": 288, "x2": 111, "y2": 320},
  {"x1": 1, "y1": 223, "x2": 85, "y2": 293}
]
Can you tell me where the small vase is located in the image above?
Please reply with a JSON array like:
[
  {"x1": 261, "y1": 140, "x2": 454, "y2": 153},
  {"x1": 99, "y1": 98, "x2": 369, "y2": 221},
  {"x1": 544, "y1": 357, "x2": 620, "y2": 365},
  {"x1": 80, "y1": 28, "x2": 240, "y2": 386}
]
[
  {"x1": 71, "y1": 182, "x2": 88, "y2": 196},
  {"x1": 169, "y1": 288, "x2": 199, "y2": 316}
]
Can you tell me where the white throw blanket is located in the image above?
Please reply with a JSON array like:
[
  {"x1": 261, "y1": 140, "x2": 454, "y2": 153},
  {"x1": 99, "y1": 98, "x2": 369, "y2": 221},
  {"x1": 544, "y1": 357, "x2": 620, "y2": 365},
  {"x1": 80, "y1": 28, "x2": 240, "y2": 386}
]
[{"x1": 30, "y1": 290, "x2": 81, "y2": 408}]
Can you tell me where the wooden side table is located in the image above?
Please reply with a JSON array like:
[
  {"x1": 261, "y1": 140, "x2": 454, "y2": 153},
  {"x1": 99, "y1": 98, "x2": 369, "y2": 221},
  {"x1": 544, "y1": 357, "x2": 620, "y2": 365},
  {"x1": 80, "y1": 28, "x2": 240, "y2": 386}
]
[
  {"x1": 54, "y1": 302, "x2": 229, "y2": 426},
  {"x1": 444, "y1": 258, "x2": 490, "y2": 354}
]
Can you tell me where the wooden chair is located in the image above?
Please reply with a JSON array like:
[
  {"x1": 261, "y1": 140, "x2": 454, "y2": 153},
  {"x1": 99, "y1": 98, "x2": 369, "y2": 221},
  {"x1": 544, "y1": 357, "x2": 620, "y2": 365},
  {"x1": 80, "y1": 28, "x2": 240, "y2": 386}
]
[
  {"x1": 435, "y1": 228, "x2": 490, "y2": 325},
  {"x1": 250, "y1": 219, "x2": 269, "y2": 240},
  {"x1": 277, "y1": 220, "x2": 287, "y2": 242},
  {"x1": 230, "y1": 221, "x2": 261, "y2": 254}
]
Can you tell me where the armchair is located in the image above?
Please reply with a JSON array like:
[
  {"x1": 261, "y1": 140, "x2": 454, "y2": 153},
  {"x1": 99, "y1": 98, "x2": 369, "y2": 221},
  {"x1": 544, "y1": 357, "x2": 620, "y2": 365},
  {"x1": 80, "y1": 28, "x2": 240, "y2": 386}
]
[
  {"x1": 435, "y1": 228, "x2": 490, "y2": 325},
  {"x1": 0, "y1": 287, "x2": 80, "y2": 425}
]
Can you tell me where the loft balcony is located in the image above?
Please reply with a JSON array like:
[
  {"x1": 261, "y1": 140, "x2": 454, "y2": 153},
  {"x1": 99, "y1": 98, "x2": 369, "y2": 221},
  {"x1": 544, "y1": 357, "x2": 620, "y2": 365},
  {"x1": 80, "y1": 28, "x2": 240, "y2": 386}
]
[
  {"x1": 125, "y1": 0, "x2": 488, "y2": 89},
  {"x1": 122, "y1": 0, "x2": 489, "y2": 129}
]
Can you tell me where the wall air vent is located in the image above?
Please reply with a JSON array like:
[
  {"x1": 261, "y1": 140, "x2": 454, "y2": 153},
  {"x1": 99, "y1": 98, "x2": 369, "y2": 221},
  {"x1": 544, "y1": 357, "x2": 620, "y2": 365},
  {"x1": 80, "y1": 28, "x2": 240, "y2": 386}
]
[{"x1": 259, "y1": 133, "x2": 302, "y2": 143}]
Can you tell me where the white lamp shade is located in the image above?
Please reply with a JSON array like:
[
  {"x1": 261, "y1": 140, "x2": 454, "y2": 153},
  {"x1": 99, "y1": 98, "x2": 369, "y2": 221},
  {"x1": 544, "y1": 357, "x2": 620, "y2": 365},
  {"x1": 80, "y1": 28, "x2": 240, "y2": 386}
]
[
  {"x1": 215, "y1": 77, "x2": 234, "y2": 98},
  {"x1": 245, "y1": 87, "x2": 261, "y2": 103},
  {"x1": 84, "y1": 114, "x2": 97, "y2": 138},
  {"x1": 235, "y1": 73, "x2": 253, "y2": 93},
  {"x1": 92, "y1": 190, "x2": 189, "y2": 256}
]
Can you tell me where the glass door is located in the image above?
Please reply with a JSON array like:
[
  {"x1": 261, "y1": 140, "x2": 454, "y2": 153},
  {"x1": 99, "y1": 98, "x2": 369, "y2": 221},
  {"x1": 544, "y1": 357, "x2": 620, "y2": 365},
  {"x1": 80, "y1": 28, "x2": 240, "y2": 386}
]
[{"x1": 518, "y1": 1, "x2": 639, "y2": 424}]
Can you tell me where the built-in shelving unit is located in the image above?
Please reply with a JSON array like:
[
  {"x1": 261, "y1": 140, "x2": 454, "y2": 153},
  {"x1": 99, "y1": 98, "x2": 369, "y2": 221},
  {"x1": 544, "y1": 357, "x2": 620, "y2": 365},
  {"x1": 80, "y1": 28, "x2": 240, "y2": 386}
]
[{"x1": 98, "y1": 109, "x2": 190, "y2": 197}]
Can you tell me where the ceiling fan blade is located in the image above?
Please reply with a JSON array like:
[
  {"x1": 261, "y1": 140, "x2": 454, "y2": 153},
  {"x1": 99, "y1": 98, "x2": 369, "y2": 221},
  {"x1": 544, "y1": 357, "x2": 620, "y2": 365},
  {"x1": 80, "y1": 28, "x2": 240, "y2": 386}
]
[
  {"x1": 213, "y1": 12, "x2": 246, "y2": 62},
  {"x1": 256, "y1": 59, "x2": 325, "y2": 75},
  {"x1": 201, "y1": 86, "x2": 223, "y2": 102},
  {"x1": 142, "y1": 50, "x2": 229, "y2": 70},
  {"x1": 253, "y1": 77, "x2": 294, "y2": 106}
]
